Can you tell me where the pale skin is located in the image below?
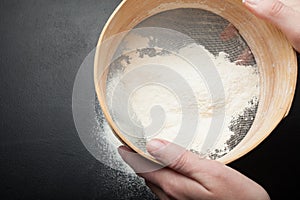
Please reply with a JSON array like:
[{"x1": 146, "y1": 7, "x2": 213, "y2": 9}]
[
  {"x1": 119, "y1": 140, "x2": 270, "y2": 200},
  {"x1": 244, "y1": 0, "x2": 300, "y2": 52},
  {"x1": 119, "y1": 0, "x2": 300, "y2": 199}
]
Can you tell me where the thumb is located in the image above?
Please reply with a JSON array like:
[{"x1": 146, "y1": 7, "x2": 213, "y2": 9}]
[
  {"x1": 146, "y1": 139, "x2": 213, "y2": 177},
  {"x1": 243, "y1": 0, "x2": 296, "y2": 23},
  {"x1": 243, "y1": 0, "x2": 300, "y2": 50}
]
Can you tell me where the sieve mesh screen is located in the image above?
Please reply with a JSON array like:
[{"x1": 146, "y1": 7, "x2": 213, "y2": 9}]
[{"x1": 103, "y1": 8, "x2": 260, "y2": 160}]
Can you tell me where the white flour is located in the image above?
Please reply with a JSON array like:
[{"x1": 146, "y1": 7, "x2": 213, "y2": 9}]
[{"x1": 106, "y1": 38, "x2": 259, "y2": 159}]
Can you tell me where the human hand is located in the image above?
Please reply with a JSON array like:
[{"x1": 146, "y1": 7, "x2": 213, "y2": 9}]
[
  {"x1": 220, "y1": 23, "x2": 255, "y2": 65},
  {"x1": 118, "y1": 139, "x2": 270, "y2": 200},
  {"x1": 243, "y1": 0, "x2": 300, "y2": 52}
]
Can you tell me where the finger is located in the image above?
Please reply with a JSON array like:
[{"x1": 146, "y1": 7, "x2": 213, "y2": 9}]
[
  {"x1": 243, "y1": 0, "x2": 300, "y2": 51},
  {"x1": 141, "y1": 168, "x2": 211, "y2": 199},
  {"x1": 146, "y1": 139, "x2": 225, "y2": 186},
  {"x1": 145, "y1": 181, "x2": 173, "y2": 200},
  {"x1": 243, "y1": 0, "x2": 296, "y2": 22},
  {"x1": 279, "y1": 0, "x2": 300, "y2": 10},
  {"x1": 118, "y1": 145, "x2": 162, "y2": 173},
  {"x1": 220, "y1": 23, "x2": 239, "y2": 41},
  {"x1": 119, "y1": 145, "x2": 211, "y2": 199},
  {"x1": 235, "y1": 48, "x2": 255, "y2": 65}
]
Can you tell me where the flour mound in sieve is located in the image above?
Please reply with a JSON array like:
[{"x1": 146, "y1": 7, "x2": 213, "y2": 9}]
[{"x1": 106, "y1": 41, "x2": 259, "y2": 160}]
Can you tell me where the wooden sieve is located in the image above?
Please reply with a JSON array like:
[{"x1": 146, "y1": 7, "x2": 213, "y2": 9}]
[{"x1": 94, "y1": 0, "x2": 298, "y2": 164}]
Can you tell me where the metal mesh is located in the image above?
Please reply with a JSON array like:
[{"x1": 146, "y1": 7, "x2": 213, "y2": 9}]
[
  {"x1": 136, "y1": 8, "x2": 256, "y2": 66},
  {"x1": 103, "y1": 8, "x2": 259, "y2": 160}
]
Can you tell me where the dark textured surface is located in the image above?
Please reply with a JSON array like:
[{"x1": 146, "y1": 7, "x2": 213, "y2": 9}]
[
  {"x1": 0, "y1": 0, "x2": 299, "y2": 199},
  {"x1": 0, "y1": 1, "x2": 155, "y2": 199}
]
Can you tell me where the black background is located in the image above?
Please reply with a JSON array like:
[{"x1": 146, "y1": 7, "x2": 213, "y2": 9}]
[{"x1": 0, "y1": 0, "x2": 299, "y2": 199}]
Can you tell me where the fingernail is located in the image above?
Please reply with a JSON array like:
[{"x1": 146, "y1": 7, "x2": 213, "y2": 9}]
[
  {"x1": 118, "y1": 145, "x2": 131, "y2": 157},
  {"x1": 243, "y1": 0, "x2": 261, "y2": 5},
  {"x1": 146, "y1": 139, "x2": 166, "y2": 154}
]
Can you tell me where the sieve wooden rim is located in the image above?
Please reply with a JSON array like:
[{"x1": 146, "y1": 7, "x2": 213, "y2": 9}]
[{"x1": 94, "y1": 0, "x2": 298, "y2": 164}]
